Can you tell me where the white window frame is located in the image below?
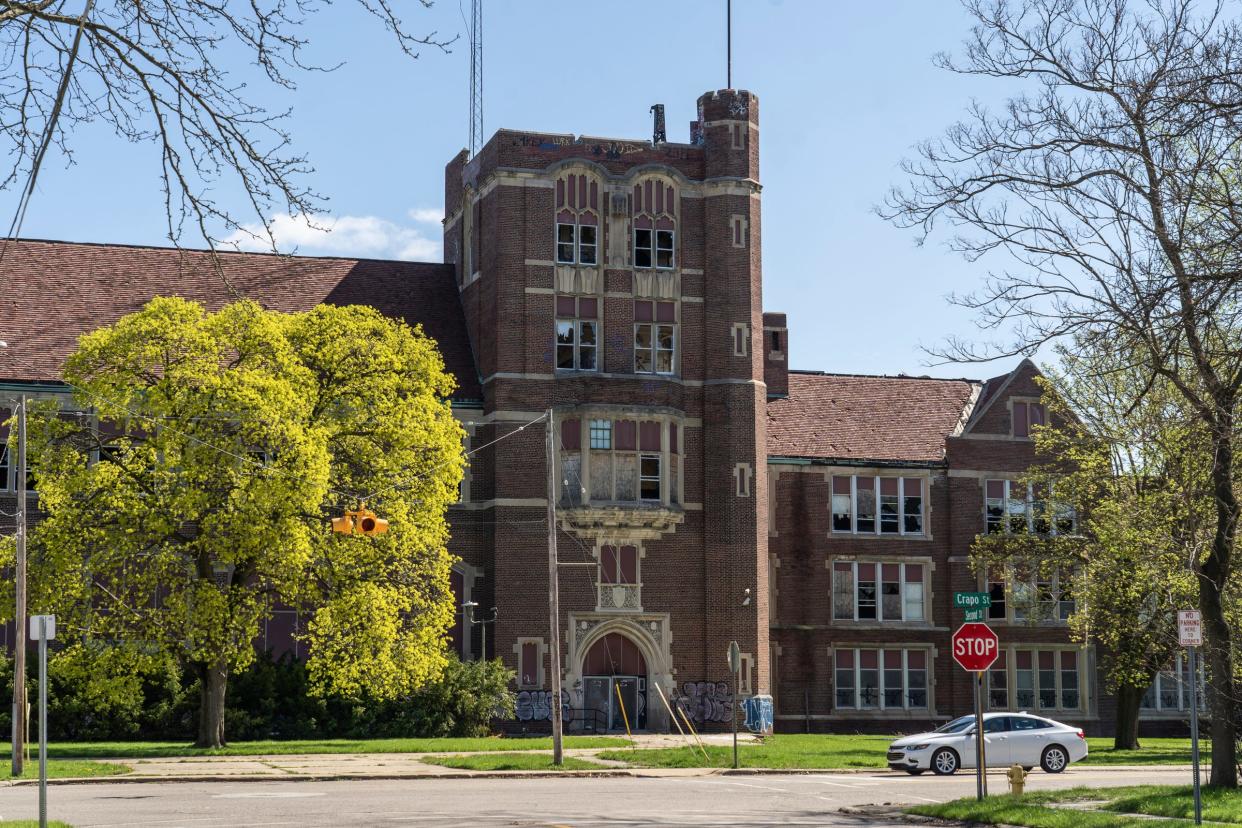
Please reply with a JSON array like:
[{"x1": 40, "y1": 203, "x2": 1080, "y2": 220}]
[
  {"x1": 833, "y1": 647, "x2": 930, "y2": 711},
  {"x1": 830, "y1": 475, "x2": 926, "y2": 536},
  {"x1": 985, "y1": 479, "x2": 1076, "y2": 536},
  {"x1": 1142, "y1": 653, "x2": 1207, "y2": 713},
  {"x1": 999, "y1": 647, "x2": 1084, "y2": 713},
  {"x1": 832, "y1": 561, "x2": 928, "y2": 623},
  {"x1": 982, "y1": 567, "x2": 1075, "y2": 625},
  {"x1": 555, "y1": 318, "x2": 598, "y2": 372},
  {"x1": 635, "y1": 322, "x2": 677, "y2": 375}
]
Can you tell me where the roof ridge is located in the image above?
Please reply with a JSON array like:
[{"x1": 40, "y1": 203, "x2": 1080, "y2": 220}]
[
  {"x1": 4, "y1": 236, "x2": 448, "y2": 267},
  {"x1": 788, "y1": 369, "x2": 981, "y2": 383}
]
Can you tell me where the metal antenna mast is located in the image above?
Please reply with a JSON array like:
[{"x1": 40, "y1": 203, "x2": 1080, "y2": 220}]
[{"x1": 468, "y1": 0, "x2": 483, "y2": 156}]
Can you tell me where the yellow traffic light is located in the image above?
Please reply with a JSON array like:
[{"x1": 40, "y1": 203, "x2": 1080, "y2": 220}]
[
  {"x1": 357, "y1": 509, "x2": 389, "y2": 536},
  {"x1": 332, "y1": 505, "x2": 388, "y2": 536}
]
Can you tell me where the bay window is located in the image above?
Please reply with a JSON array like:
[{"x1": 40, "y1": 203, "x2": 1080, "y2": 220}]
[
  {"x1": 558, "y1": 415, "x2": 681, "y2": 507},
  {"x1": 831, "y1": 475, "x2": 925, "y2": 535}
]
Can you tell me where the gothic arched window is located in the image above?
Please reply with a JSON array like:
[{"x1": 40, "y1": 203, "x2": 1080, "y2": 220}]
[
  {"x1": 633, "y1": 178, "x2": 676, "y2": 270},
  {"x1": 555, "y1": 172, "x2": 599, "y2": 266}
]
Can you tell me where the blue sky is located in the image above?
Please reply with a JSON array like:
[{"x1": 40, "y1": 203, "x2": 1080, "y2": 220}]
[{"x1": 20, "y1": 0, "x2": 1019, "y2": 379}]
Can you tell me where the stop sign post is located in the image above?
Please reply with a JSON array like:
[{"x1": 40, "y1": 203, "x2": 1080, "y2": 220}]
[{"x1": 953, "y1": 622, "x2": 999, "y2": 801}]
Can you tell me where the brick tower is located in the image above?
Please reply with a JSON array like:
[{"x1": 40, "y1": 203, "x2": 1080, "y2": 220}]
[{"x1": 442, "y1": 88, "x2": 769, "y2": 731}]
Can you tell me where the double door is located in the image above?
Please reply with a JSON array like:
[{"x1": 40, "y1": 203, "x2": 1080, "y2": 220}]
[{"x1": 584, "y1": 675, "x2": 645, "y2": 731}]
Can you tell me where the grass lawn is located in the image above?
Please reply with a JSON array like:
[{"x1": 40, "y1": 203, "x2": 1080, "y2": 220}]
[
  {"x1": 912, "y1": 785, "x2": 1242, "y2": 826},
  {"x1": 0, "y1": 822, "x2": 75, "y2": 827},
  {"x1": 599, "y1": 734, "x2": 1199, "y2": 770},
  {"x1": 1, "y1": 736, "x2": 627, "y2": 760},
  {"x1": 598, "y1": 734, "x2": 892, "y2": 769},
  {"x1": 2, "y1": 760, "x2": 129, "y2": 779},
  {"x1": 420, "y1": 754, "x2": 606, "y2": 772},
  {"x1": 910, "y1": 792, "x2": 1196, "y2": 827},
  {"x1": 1081, "y1": 737, "x2": 1200, "y2": 765}
]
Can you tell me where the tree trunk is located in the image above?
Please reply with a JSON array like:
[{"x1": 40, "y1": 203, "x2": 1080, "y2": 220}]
[
  {"x1": 1203, "y1": 429, "x2": 1239, "y2": 788},
  {"x1": 195, "y1": 662, "x2": 229, "y2": 749},
  {"x1": 1113, "y1": 683, "x2": 1144, "y2": 751}
]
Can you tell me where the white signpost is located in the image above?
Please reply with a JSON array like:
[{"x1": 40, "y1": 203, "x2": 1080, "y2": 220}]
[
  {"x1": 1179, "y1": 609, "x2": 1203, "y2": 825},
  {"x1": 29, "y1": 615, "x2": 53, "y2": 828}
]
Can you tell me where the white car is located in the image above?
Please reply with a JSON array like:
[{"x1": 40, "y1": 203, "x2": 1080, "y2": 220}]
[{"x1": 887, "y1": 712, "x2": 1088, "y2": 775}]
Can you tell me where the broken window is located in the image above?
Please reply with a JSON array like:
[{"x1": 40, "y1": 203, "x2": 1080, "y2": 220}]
[
  {"x1": 555, "y1": 172, "x2": 600, "y2": 266},
  {"x1": 634, "y1": 300, "x2": 677, "y2": 374},
  {"x1": 632, "y1": 178, "x2": 676, "y2": 270},
  {"x1": 555, "y1": 295, "x2": 598, "y2": 372}
]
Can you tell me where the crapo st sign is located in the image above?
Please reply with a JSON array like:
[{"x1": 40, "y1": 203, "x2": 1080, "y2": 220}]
[{"x1": 952, "y1": 622, "x2": 999, "y2": 672}]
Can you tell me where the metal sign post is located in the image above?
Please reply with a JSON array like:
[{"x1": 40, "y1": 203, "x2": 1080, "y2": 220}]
[
  {"x1": 1179, "y1": 609, "x2": 1203, "y2": 825},
  {"x1": 30, "y1": 615, "x2": 54, "y2": 828},
  {"x1": 952, "y1": 615, "x2": 998, "y2": 802},
  {"x1": 728, "y1": 641, "x2": 741, "y2": 770}
]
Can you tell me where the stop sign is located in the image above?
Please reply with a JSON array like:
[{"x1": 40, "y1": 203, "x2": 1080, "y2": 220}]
[{"x1": 952, "y1": 622, "x2": 999, "y2": 671}]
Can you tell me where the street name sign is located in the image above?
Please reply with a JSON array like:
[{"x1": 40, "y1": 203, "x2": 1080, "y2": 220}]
[
  {"x1": 962, "y1": 608, "x2": 986, "y2": 622},
  {"x1": 954, "y1": 592, "x2": 992, "y2": 609},
  {"x1": 1179, "y1": 610, "x2": 1203, "y2": 647},
  {"x1": 952, "y1": 622, "x2": 999, "y2": 671}
]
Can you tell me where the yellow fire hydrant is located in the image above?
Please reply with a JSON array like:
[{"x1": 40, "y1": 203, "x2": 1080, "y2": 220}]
[{"x1": 1007, "y1": 763, "x2": 1028, "y2": 796}]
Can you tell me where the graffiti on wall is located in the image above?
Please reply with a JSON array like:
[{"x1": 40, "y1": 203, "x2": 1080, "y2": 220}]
[
  {"x1": 515, "y1": 689, "x2": 571, "y2": 722},
  {"x1": 678, "y1": 681, "x2": 733, "y2": 724}
]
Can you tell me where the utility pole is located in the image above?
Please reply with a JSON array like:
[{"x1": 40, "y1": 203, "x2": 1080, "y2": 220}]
[
  {"x1": 545, "y1": 409, "x2": 564, "y2": 765},
  {"x1": 11, "y1": 396, "x2": 26, "y2": 776}
]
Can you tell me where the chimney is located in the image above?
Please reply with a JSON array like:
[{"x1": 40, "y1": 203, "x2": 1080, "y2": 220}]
[
  {"x1": 763, "y1": 312, "x2": 788, "y2": 398},
  {"x1": 650, "y1": 104, "x2": 666, "y2": 144}
]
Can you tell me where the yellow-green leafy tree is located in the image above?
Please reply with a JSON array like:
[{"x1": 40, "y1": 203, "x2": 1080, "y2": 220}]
[{"x1": 22, "y1": 297, "x2": 463, "y2": 747}]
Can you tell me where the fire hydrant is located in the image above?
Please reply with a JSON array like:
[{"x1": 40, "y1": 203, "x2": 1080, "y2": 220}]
[{"x1": 1007, "y1": 763, "x2": 1028, "y2": 796}]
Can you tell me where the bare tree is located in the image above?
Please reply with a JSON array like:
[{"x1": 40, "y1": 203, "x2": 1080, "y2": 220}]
[
  {"x1": 884, "y1": 0, "x2": 1242, "y2": 785},
  {"x1": 0, "y1": 0, "x2": 453, "y2": 247}
]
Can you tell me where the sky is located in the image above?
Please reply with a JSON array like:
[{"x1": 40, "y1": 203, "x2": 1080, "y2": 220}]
[{"x1": 18, "y1": 0, "x2": 1022, "y2": 380}]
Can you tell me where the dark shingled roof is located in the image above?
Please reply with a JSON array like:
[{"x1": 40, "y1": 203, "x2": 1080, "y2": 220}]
[
  {"x1": 0, "y1": 239, "x2": 481, "y2": 401},
  {"x1": 767, "y1": 371, "x2": 978, "y2": 463}
]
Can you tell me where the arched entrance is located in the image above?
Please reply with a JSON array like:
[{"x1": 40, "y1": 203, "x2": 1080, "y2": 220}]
[{"x1": 582, "y1": 633, "x2": 648, "y2": 731}]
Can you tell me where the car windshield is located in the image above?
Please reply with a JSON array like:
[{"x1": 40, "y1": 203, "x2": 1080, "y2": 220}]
[{"x1": 934, "y1": 715, "x2": 976, "y2": 734}]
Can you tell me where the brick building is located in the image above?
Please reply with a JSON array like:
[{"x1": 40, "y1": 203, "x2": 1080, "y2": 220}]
[{"x1": 0, "y1": 86, "x2": 1197, "y2": 735}]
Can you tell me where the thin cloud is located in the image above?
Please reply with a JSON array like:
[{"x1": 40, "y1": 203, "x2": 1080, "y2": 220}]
[
  {"x1": 407, "y1": 208, "x2": 444, "y2": 224},
  {"x1": 224, "y1": 212, "x2": 441, "y2": 261}
]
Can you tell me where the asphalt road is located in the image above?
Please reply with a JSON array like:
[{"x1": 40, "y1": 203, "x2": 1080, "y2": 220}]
[{"x1": 0, "y1": 767, "x2": 1194, "y2": 827}]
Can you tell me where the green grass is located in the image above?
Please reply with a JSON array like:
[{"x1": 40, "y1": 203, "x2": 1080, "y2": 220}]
[
  {"x1": 912, "y1": 785, "x2": 1242, "y2": 826},
  {"x1": 910, "y1": 793, "x2": 1196, "y2": 827},
  {"x1": 1081, "y1": 737, "x2": 1201, "y2": 765},
  {"x1": 420, "y1": 753, "x2": 606, "y2": 772},
  {"x1": 598, "y1": 734, "x2": 893, "y2": 769},
  {"x1": 2, "y1": 759, "x2": 129, "y2": 779},
  {"x1": 2, "y1": 736, "x2": 627, "y2": 760},
  {"x1": 600, "y1": 734, "x2": 1199, "y2": 770},
  {"x1": 0, "y1": 821, "x2": 75, "y2": 827}
]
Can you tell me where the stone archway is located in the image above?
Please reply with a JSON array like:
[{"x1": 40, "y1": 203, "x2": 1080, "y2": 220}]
[{"x1": 569, "y1": 618, "x2": 670, "y2": 733}]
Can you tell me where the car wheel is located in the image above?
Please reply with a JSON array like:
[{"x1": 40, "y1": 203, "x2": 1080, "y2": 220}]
[
  {"x1": 1041, "y1": 745, "x2": 1069, "y2": 773},
  {"x1": 931, "y1": 748, "x2": 959, "y2": 775},
  {"x1": 905, "y1": 768, "x2": 926, "y2": 775}
]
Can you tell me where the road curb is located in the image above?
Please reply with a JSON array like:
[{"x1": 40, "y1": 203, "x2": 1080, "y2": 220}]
[{"x1": 6, "y1": 761, "x2": 1195, "y2": 786}]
